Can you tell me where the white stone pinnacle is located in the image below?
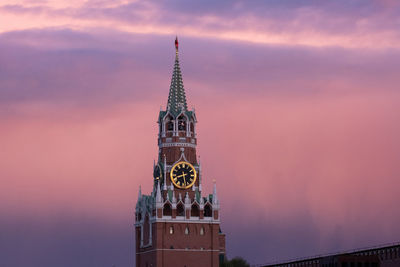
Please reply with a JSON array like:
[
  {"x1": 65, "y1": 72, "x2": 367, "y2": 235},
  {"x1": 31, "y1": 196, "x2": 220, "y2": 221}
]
[
  {"x1": 212, "y1": 181, "x2": 218, "y2": 205},
  {"x1": 184, "y1": 192, "x2": 190, "y2": 204},
  {"x1": 156, "y1": 181, "x2": 162, "y2": 203}
]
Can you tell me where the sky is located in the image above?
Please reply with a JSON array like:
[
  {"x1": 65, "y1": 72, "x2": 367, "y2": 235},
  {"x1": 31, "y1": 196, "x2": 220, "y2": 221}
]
[{"x1": 1, "y1": 0, "x2": 400, "y2": 266}]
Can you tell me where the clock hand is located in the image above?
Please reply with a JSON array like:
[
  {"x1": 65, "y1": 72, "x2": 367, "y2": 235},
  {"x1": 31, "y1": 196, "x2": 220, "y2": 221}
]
[
  {"x1": 175, "y1": 172, "x2": 188, "y2": 184},
  {"x1": 182, "y1": 172, "x2": 187, "y2": 185}
]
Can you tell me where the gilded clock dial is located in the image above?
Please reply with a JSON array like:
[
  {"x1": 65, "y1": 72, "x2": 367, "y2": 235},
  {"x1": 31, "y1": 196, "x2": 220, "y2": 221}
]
[{"x1": 170, "y1": 161, "x2": 197, "y2": 189}]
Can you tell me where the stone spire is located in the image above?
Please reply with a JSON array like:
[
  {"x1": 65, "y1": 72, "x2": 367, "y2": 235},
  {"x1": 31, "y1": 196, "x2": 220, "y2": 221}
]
[
  {"x1": 163, "y1": 154, "x2": 167, "y2": 191},
  {"x1": 212, "y1": 180, "x2": 218, "y2": 205},
  {"x1": 136, "y1": 186, "x2": 142, "y2": 209},
  {"x1": 166, "y1": 36, "x2": 188, "y2": 116},
  {"x1": 156, "y1": 181, "x2": 162, "y2": 204},
  {"x1": 185, "y1": 192, "x2": 190, "y2": 205},
  {"x1": 198, "y1": 158, "x2": 202, "y2": 192}
]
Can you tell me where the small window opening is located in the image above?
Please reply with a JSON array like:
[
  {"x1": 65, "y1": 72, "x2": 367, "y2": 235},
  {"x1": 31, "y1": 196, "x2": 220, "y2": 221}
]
[
  {"x1": 177, "y1": 203, "x2": 184, "y2": 216},
  {"x1": 191, "y1": 204, "x2": 200, "y2": 217},
  {"x1": 163, "y1": 203, "x2": 172, "y2": 216},
  {"x1": 204, "y1": 204, "x2": 212, "y2": 217},
  {"x1": 178, "y1": 116, "x2": 186, "y2": 131},
  {"x1": 167, "y1": 121, "x2": 174, "y2": 131}
]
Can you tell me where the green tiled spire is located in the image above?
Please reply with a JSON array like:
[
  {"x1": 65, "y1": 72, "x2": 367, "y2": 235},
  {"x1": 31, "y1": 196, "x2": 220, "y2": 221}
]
[{"x1": 167, "y1": 37, "x2": 188, "y2": 116}]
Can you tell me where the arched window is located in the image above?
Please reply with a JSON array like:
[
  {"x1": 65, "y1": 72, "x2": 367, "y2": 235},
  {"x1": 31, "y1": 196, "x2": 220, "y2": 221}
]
[
  {"x1": 163, "y1": 203, "x2": 172, "y2": 216},
  {"x1": 167, "y1": 121, "x2": 174, "y2": 131},
  {"x1": 165, "y1": 115, "x2": 174, "y2": 132},
  {"x1": 191, "y1": 204, "x2": 200, "y2": 217},
  {"x1": 177, "y1": 203, "x2": 184, "y2": 216},
  {"x1": 204, "y1": 204, "x2": 212, "y2": 217},
  {"x1": 178, "y1": 115, "x2": 186, "y2": 131}
]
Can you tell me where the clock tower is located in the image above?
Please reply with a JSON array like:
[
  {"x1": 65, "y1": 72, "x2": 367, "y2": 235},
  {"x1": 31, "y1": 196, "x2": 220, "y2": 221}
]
[{"x1": 135, "y1": 38, "x2": 226, "y2": 267}]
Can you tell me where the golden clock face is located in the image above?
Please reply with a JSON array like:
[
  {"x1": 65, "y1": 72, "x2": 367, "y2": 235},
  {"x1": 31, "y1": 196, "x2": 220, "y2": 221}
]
[{"x1": 170, "y1": 161, "x2": 197, "y2": 189}]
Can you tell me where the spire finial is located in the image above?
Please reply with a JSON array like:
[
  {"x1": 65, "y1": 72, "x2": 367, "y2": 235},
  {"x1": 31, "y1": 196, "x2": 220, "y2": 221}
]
[{"x1": 175, "y1": 36, "x2": 179, "y2": 55}]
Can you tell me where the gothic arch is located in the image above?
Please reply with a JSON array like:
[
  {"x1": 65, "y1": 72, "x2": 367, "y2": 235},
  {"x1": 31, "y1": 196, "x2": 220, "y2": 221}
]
[
  {"x1": 191, "y1": 203, "x2": 200, "y2": 217},
  {"x1": 164, "y1": 114, "x2": 174, "y2": 132},
  {"x1": 204, "y1": 203, "x2": 212, "y2": 217},
  {"x1": 176, "y1": 202, "x2": 185, "y2": 216},
  {"x1": 163, "y1": 203, "x2": 172, "y2": 216},
  {"x1": 177, "y1": 114, "x2": 187, "y2": 131}
]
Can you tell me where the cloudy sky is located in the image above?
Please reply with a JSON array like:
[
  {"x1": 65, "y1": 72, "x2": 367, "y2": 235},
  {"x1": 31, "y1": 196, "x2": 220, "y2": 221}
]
[{"x1": 1, "y1": 1, "x2": 400, "y2": 266}]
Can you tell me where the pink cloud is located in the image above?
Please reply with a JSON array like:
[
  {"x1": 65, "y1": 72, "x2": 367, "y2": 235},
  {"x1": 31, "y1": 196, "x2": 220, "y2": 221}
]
[
  {"x1": 1, "y1": 28, "x2": 400, "y2": 265},
  {"x1": 1, "y1": 1, "x2": 400, "y2": 49}
]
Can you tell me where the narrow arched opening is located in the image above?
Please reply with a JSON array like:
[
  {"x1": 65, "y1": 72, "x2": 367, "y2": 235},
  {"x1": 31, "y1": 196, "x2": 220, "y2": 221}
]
[
  {"x1": 167, "y1": 121, "x2": 174, "y2": 132},
  {"x1": 191, "y1": 203, "x2": 200, "y2": 217},
  {"x1": 163, "y1": 203, "x2": 172, "y2": 216},
  {"x1": 177, "y1": 115, "x2": 186, "y2": 131},
  {"x1": 204, "y1": 204, "x2": 212, "y2": 217},
  {"x1": 176, "y1": 203, "x2": 184, "y2": 216},
  {"x1": 165, "y1": 115, "x2": 174, "y2": 132}
]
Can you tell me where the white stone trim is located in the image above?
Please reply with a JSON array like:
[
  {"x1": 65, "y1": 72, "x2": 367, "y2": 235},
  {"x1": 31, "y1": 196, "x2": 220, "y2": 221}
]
[
  {"x1": 135, "y1": 217, "x2": 220, "y2": 227},
  {"x1": 136, "y1": 248, "x2": 220, "y2": 255},
  {"x1": 151, "y1": 217, "x2": 220, "y2": 223},
  {"x1": 159, "y1": 142, "x2": 196, "y2": 149}
]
